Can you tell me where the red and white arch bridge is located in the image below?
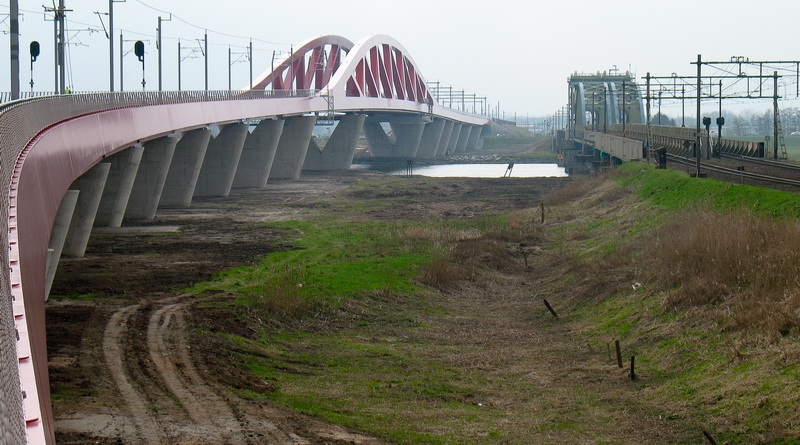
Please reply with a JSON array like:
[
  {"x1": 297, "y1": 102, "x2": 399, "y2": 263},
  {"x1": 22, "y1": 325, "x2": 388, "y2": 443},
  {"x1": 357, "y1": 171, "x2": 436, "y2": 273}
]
[{"x1": 0, "y1": 34, "x2": 491, "y2": 444}]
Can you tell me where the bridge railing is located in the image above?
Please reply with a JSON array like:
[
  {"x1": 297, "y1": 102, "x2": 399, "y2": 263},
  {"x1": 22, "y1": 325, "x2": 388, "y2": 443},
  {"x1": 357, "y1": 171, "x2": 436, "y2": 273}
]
[
  {"x1": 0, "y1": 88, "x2": 320, "y2": 107},
  {"x1": 0, "y1": 91, "x2": 54, "y2": 103},
  {"x1": 611, "y1": 123, "x2": 765, "y2": 158}
]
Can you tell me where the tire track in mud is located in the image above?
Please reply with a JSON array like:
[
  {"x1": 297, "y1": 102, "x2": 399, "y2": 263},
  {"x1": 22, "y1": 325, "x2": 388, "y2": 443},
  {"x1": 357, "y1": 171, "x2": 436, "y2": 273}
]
[
  {"x1": 147, "y1": 302, "x2": 245, "y2": 442},
  {"x1": 102, "y1": 305, "x2": 162, "y2": 444},
  {"x1": 103, "y1": 298, "x2": 251, "y2": 444}
]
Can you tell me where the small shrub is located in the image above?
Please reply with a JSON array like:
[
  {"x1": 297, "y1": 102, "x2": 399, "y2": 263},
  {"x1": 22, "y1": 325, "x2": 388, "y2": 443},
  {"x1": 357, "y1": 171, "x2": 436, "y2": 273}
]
[
  {"x1": 490, "y1": 209, "x2": 545, "y2": 244},
  {"x1": 418, "y1": 250, "x2": 477, "y2": 290},
  {"x1": 241, "y1": 265, "x2": 313, "y2": 318}
]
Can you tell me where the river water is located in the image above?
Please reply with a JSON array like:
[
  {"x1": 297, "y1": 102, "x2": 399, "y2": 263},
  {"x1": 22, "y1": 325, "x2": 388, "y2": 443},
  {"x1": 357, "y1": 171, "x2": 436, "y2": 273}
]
[{"x1": 351, "y1": 163, "x2": 568, "y2": 178}]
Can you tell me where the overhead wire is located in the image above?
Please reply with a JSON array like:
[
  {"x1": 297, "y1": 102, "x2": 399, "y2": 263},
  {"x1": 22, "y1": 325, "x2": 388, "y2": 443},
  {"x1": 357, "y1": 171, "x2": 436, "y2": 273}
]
[
  {"x1": 133, "y1": 0, "x2": 289, "y2": 46},
  {"x1": 2, "y1": 2, "x2": 291, "y2": 55}
]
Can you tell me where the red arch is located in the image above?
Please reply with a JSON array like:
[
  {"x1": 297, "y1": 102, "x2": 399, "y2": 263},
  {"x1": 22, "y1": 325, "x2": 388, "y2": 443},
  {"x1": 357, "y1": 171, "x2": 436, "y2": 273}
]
[{"x1": 249, "y1": 35, "x2": 354, "y2": 91}]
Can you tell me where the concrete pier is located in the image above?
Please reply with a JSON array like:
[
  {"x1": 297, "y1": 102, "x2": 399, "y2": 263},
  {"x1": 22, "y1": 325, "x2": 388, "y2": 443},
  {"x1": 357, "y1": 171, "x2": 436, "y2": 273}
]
[
  {"x1": 436, "y1": 121, "x2": 455, "y2": 157},
  {"x1": 303, "y1": 114, "x2": 366, "y2": 170},
  {"x1": 125, "y1": 135, "x2": 179, "y2": 220},
  {"x1": 466, "y1": 124, "x2": 482, "y2": 151},
  {"x1": 362, "y1": 119, "x2": 394, "y2": 157},
  {"x1": 94, "y1": 144, "x2": 144, "y2": 227},
  {"x1": 390, "y1": 121, "x2": 425, "y2": 158},
  {"x1": 417, "y1": 118, "x2": 445, "y2": 158},
  {"x1": 233, "y1": 119, "x2": 285, "y2": 188},
  {"x1": 270, "y1": 115, "x2": 316, "y2": 180},
  {"x1": 454, "y1": 125, "x2": 472, "y2": 153},
  {"x1": 45, "y1": 190, "x2": 79, "y2": 300},
  {"x1": 447, "y1": 123, "x2": 462, "y2": 154},
  {"x1": 195, "y1": 123, "x2": 249, "y2": 197},
  {"x1": 62, "y1": 163, "x2": 110, "y2": 258},
  {"x1": 160, "y1": 128, "x2": 212, "y2": 207}
]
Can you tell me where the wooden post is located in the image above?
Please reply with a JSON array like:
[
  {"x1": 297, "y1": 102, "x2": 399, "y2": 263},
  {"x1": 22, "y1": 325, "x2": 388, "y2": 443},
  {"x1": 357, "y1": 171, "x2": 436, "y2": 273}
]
[
  {"x1": 540, "y1": 202, "x2": 545, "y2": 224},
  {"x1": 702, "y1": 430, "x2": 718, "y2": 445},
  {"x1": 615, "y1": 340, "x2": 623, "y2": 368},
  {"x1": 543, "y1": 299, "x2": 559, "y2": 319},
  {"x1": 630, "y1": 356, "x2": 636, "y2": 380}
]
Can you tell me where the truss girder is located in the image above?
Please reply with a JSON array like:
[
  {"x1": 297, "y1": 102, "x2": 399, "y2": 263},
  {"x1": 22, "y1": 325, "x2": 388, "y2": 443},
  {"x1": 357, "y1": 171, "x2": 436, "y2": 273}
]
[
  {"x1": 251, "y1": 35, "x2": 436, "y2": 110},
  {"x1": 249, "y1": 35, "x2": 354, "y2": 92},
  {"x1": 608, "y1": 82, "x2": 620, "y2": 124},
  {"x1": 574, "y1": 82, "x2": 587, "y2": 130},
  {"x1": 325, "y1": 35, "x2": 433, "y2": 106},
  {"x1": 569, "y1": 73, "x2": 650, "y2": 135},
  {"x1": 342, "y1": 43, "x2": 429, "y2": 103}
]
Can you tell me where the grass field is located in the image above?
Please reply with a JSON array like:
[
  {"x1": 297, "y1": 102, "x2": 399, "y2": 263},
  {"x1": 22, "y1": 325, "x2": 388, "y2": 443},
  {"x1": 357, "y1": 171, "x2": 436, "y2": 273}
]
[{"x1": 186, "y1": 168, "x2": 800, "y2": 444}]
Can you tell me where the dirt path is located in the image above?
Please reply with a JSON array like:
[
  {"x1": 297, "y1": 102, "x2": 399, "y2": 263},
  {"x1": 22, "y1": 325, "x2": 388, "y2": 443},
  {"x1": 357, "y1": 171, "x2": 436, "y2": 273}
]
[
  {"x1": 97, "y1": 296, "x2": 327, "y2": 445},
  {"x1": 103, "y1": 304, "x2": 161, "y2": 444},
  {"x1": 51, "y1": 181, "x2": 391, "y2": 442},
  {"x1": 147, "y1": 300, "x2": 245, "y2": 442}
]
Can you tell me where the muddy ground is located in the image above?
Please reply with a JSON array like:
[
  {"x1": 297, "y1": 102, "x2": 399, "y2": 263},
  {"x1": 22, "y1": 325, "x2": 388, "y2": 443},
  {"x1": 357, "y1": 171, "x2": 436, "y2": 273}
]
[{"x1": 47, "y1": 170, "x2": 572, "y2": 444}]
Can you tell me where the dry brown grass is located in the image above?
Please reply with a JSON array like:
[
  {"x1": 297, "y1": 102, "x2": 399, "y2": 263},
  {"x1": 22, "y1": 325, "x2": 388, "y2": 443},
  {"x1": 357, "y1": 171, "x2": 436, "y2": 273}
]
[
  {"x1": 417, "y1": 208, "x2": 549, "y2": 291},
  {"x1": 400, "y1": 226, "x2": 482, "y2": 245},
  {"x1": 241, "y1": 265, "x2": 313, "y2": 318},
  {"x1": 418, "y1": 248, "x2": 480, "y2": 289},
  {"x1": 643, "y1": 208, "x2": 800, "y2": 334}
]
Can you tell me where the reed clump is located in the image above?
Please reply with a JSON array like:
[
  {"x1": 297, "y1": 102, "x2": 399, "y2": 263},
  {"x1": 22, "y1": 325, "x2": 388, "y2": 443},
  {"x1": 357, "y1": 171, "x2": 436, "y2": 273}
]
[{"x1": 644, "y1": 208, "x2": 800, "y2": 335}]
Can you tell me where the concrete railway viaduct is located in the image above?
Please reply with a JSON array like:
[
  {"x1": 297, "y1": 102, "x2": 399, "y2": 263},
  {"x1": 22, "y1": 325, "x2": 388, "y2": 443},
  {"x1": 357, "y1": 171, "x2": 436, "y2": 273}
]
[{"x1": 0, "y1": 34, "x2": 490, "y2": 444}]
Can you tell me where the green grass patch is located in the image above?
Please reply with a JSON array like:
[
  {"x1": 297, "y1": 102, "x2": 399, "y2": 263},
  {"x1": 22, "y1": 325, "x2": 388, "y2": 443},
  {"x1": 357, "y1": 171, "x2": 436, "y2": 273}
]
[
  {"x1": 241, "y1": 330, "x2": 498, "y2": 444},
  {"x1": 187, "y1": 219, "x2": 429, "y2": 305},
  {"x1": 49, "y1": 291, "x2": 99, "y2": 301},
  {"x1": 615, "y1": 163, "x2": 800, "y2": 219}
]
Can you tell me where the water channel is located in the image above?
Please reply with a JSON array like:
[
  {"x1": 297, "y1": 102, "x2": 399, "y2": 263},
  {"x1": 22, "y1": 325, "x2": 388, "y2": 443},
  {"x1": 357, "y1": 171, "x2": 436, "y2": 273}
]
[{"x1": 351, "y1": 163, "x2": 569, "y2": 178}]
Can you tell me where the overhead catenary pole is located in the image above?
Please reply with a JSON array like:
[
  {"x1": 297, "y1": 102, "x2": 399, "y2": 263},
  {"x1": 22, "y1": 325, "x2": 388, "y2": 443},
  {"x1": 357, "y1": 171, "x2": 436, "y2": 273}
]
[
  {"x1": 157, "y1": 14, "x2": 171, "y2": 91},
  {"x1": 109, "y1": 0, "x2": 113, "y2": 91},
  {"x1": 204, "y1": 30, "x2": 208, "y2": 91},
  {"x1": 108, "y1": 0, "x2": 126, "y2": 91},
  {"x1": 773, "y1": 71, "x2": 779, "y2": 160},
  {"x1": 717, "y1": 80, "x2": 723, "y2": 157},
  {"x1": 682, "y1": 86, "x2": 686, "y2": 126},
  {"x1": 696, "y1": 54, "x2": 702, "y2": 175},
  {"x1": 645, "y1": 73, "x2": 651, "y2": 157},
  {"x1": 44, "y1": 1, "x2": 71, "y2": 93},
  {"x1": 289, "y1": 45, "x2": 293, "y2": 91},
  {"x1": 157, "y1": 16, "x2": 162, "y2": 90},
  {"x1": 10, "y1": 0, "x2": 19, "y2": 99},
  {"x1": 58, "y1": 0, "x2": 67, "y2": 93},
  {"x1": 54, "y1": 11, "x2": 58, "y2": 93},
  {"x1": 119, "y1": 32, "x2": 123, "y2": 90},
  {"x1": 249, "y1": 39, "x2": 253, "y2": 90}
]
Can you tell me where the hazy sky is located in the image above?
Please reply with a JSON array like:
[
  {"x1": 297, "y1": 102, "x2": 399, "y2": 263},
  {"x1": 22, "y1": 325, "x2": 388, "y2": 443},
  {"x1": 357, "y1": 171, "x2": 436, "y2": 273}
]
[{"x1": 2, "y1": 0, "x2": 799, "y2": 118}]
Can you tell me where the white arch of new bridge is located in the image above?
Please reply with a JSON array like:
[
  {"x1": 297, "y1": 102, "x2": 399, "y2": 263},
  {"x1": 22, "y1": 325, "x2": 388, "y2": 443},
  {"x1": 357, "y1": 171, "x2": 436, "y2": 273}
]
[{"x1": 0, "y1": 34, "x2": 490, "y2": 444}]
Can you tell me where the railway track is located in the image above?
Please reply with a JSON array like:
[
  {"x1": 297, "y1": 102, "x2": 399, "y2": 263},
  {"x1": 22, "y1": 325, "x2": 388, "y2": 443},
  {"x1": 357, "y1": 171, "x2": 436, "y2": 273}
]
[
  {"x1": 667, "y1": 153, "x2": 800, "y2": 189},
  {"x1": 720, "y1": 153, "x2": 800, "y2": 173}
]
